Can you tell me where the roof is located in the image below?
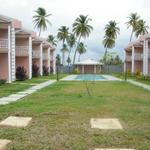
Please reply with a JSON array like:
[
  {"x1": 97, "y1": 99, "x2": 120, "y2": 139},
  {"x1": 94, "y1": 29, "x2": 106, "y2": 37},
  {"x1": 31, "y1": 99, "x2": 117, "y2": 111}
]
[
  {"x1": 125, "y1": 33, "x2": 150, "y2": 51},
  {"x1": 0, "y1": 14, "x2": 22, "y2": 28},
  {"x1": 75, "y1": 59, "x2": 103, "y2": 65}
]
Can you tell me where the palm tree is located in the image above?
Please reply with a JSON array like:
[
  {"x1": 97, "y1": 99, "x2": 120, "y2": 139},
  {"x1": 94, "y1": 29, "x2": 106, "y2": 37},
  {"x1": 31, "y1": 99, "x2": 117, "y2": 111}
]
[
  {"x1": 126, "y1": 13, "x2": 140, "y2": 42},
  {"x1": 61, "y1": 44, "x2": 69, "y2": 65},
  {"x1": 57, "y1": 26, "x2": 69, "y2": 65},
  {"x1": 66, "y1": 33, "x2": 76, "y2": 66},
  {"x1": 33, "y1": 7, "x2": 51, "y2": 36},
  {"x1": 102, "y1": 36, "x2": 115, "y2": 61},
  {"x1": 72, "y1": 15, "x2": 93, "y2": 65},
  {"x1": 135, "y1": 19, "x2": 149, "y2": 37},
  {"x1": 103, "y1": 20, "x2": 120, "y2": 60},
  {"x1": 47, "y1": 35, "x2": 57, "y2": 47},
  {"x1": 77, "y1": 42, "x2": 87, "y2": 61},
  {"x1": 104, "y1": 21, "x2": 120, "y2": 39}
]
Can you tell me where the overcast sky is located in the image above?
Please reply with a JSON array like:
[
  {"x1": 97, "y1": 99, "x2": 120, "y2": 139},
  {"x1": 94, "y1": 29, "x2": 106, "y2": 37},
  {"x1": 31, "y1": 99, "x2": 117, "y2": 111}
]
[{"x1": 0, "y1": 0, "x2": 150, "y2": 62}]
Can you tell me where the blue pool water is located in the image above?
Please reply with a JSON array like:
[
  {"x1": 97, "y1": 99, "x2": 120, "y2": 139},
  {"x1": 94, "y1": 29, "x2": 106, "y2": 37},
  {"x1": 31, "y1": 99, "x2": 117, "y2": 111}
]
[{"x1": 75, "y1": 74, "x2": 106, "y2": 81}]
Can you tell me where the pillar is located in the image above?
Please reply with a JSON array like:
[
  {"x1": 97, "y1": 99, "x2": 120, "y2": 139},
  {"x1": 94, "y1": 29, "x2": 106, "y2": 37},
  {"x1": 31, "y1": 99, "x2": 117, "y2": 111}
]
[
  {"x1": 8, "y1": 25, "x2": 11, "y2": 83},
  {"x1": 131, "y1": 46, "x2": 135, "y2": 74},
  {"x1": 82, "y1": 65, "x2": 84, "y2": 74},
  {"x1": 28, "y1": 36, "x2": 32, "y2": 79},
  {"x1": 143, "y1": 40, "x2": 148, "y2": 76},
  {"x1": 40, "y1": 43, "x2": 43, "y2": 76}
]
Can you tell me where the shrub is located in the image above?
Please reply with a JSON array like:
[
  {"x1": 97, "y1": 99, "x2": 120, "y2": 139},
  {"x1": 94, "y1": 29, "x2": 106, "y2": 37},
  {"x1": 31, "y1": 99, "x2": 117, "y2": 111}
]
[
  {"x1": 50, "y1": 66, "x2": 54, "y2": 74},
  {"x1": 43, "y1": 65, "x2": 49, "y2": 76},
  {"x1": 135, "y1": 70, "x2": 141, "y2": 76},
  {"x1": 16, "y1": 66, "x2": 27, "y2": 81},
  {"x1": 72, "y1": 69, "x2": 80, "y2": 74},
  {"x1": 0, "y1": 79, "x2": 6, "y2": 86},
  {"x1": 127, "y1": 70, "x2": 131, "y2": 75},
  {"x1": 32, "y1": 64, "x2": 39, "y2": 77}
]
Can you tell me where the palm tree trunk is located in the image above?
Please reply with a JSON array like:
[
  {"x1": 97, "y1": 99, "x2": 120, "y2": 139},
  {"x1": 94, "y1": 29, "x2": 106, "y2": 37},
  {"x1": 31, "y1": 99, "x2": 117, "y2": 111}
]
[
  {"x1": 129, "y1": 29, "x2": 134, "y2": 42},
  {"x1": 62, "y1": 52, "x2": 65, "y2": 65},
  {"x1": 104, "y1": 48, "x2": 108, "y2": 73},
  {"x1": 78, "y1": 54, "x2": 81, "y2": 62},
  {"x1": 67, "y1": 47, "x2": 72, "y2": 66},
  {"x1": 104, "y1": 48, "x2": 108, "y2": 63},
  {"x1": 39, "y1": 28, "x2": 42, "y2": 37},
  {"x1": 73, "y1": 35, "x2": 82, "y2": 66}
]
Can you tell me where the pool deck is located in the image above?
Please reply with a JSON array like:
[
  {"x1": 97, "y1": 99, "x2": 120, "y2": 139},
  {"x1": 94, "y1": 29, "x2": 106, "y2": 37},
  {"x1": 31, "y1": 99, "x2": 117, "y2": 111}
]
[{"x1": 61, "y1": 75, "x2": 122, "y2": 81}]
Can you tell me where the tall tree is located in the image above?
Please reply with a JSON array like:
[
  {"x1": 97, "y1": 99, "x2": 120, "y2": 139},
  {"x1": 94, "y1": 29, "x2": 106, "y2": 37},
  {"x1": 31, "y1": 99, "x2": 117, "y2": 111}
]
[
  {"x1": 104, "y1": 21, "x2": 120, "y2": 39},
  {"x1": 66, "y1": 33, "x2": 76, "y2": 66},
  {"x1": 72, "y1": 15, "x2": 93, "y2": 65},
  {"x1": 33, "y1": 7, "x2": 51, "y2": 36},
  {"x1": 57, "y1": 26, "x2": 69, "y2": 65},
  {"x1": 126, "y1": 13, "x2": 140, "y2": 42},
  {"x1": 77, "y1": 42, "x2": 87, "y2": 61},
  {"x1": 47, "y1": 35, "x2": 57, "y2": 47},
  {"x1": 102, "y1": 36, "x2": 115, "y2": 62},
  {"x1": 135, "y1": 19, "x2": 149, "y2": 38},
  {"x1": 61, "y1": 44, "x2": 69, "y2": 65},
  {"x1": 56, "y1": 54, "x2": 61, "y2": 66},
  {"x1": 103, "y1": 20, "x2": 120, "y2": 64}
]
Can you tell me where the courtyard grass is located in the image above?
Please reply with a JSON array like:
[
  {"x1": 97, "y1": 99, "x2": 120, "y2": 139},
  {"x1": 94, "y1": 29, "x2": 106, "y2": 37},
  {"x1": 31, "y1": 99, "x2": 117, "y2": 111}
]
[
  {"x1": 0, "y1": 83, "x2": 31, "y2": 98},
  {"x1": 14, "y1": 73, "x2": 67, "y2": 84},
  {"x1": 0, "y1": 81, "x2": 150, "y2": 149},
  {"x1": 0, "y1": 74, "x2": 67, "y2": 98},
  {"x1": 113, "y1": 73, "x2": 150, "y2": 85}
]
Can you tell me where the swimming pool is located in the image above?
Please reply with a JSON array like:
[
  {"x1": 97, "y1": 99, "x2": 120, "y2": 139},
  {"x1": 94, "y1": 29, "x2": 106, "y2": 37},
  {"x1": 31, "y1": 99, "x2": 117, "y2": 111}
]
[
  {"x1": 75, "y1": 74, "x2": 106, "y2": 81},
  {"x1": 61, "y1": 74, "x2": 121, "y2": 81}
]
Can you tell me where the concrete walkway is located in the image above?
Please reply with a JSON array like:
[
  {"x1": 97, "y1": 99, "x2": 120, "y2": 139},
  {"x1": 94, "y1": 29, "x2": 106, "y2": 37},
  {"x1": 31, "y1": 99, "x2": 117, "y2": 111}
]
[
  {"x1": 127, "y1": 79, "x2": 150, "y2": 91},
  {"x1": 0, "y1": 80, "x2": 56, "y2": 105}
]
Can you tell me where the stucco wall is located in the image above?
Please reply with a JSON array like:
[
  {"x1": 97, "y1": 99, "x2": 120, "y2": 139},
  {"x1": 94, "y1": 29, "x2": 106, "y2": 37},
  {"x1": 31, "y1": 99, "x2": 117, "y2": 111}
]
[
  {"x1": 134, "y1": 61, "x2": 143, "y2": 73},
  {"x1": 33, "y1": 59, "x2": 40, "y2": 67},
  {"x1": 134, "y1": 47, "x2": 143, "y2": 53},
  {"x1": 0, "y1": 53, "x2": 8, "y2": 80},
  {"x1": 126, "y1": 62, "x2": 132, "y2": 72},
  {"x1": 43, "y1": 60, "x2": 48, "y2": 66},
  {"x1": 0, "y1": 29, "x2": 8, "y2": 38},
  {"x1": 148, "y1": 59, "x2": 150, "y2": 75},
  {"x1": 32, "y1": 43, "x2": 40, "y2": 50},
  {"x1": 16, "y1": 57, "x2": 29, "y2": 76},
  {"x1": 16, "y1": 37, "x2": 28, "y2": 46}
]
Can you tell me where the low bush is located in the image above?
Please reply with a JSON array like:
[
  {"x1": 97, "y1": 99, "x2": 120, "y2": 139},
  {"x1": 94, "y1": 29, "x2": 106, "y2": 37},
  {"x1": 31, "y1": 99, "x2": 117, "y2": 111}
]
[
  {"x1": 16, "y1": 66, "x2": 27, "y2": 81},
  {"x1": 43, "y1": 65, "x2": 49, "y2": 76},
  {"x1": 135, "y1": 70, "x2": 141, "y2": 76},
  {"x1": 0, "y1": 79, "x2": 6, "y2": 86},
  {"x1": 32, "y1": 64, "x2": 40, "y2": 77},
  {"x1": 72, "y1": 69, "x2": 80, "y2": 74}
]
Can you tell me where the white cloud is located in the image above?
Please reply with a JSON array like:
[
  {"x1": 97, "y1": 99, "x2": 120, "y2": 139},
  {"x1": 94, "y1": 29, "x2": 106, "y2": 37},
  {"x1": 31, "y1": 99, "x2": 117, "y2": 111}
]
[{"x1": 0, "y1": 0, "x2": 149, "y2": 61}]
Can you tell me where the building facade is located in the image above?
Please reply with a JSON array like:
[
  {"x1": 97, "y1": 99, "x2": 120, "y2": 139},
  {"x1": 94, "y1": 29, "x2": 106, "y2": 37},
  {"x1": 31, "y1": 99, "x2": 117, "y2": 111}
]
[
  {"x1": 0, "y1": 15, "x2": 56, "y2": 83},
  {"x1": 124, "y1": 34, "x2": 150, "y2": 76}
]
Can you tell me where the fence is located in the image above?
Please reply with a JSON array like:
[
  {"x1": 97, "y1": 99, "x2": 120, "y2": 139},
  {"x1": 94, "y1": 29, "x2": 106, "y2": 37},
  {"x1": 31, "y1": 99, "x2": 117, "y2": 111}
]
[
  {"x1": 57, "y1": 64, "x2": 124, "y2": 74},
  {"x1": 101, "y1": 64, "x2": 124, "y2": 74}
]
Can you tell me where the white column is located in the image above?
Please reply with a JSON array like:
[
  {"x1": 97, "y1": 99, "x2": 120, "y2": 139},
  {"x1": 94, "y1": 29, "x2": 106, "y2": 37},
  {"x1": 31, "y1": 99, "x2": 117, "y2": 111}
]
[
  {"x1": 131, "y1": 46, "x2": 135, "y2": 74},
  {"x1": 143, "y1": 40, "x2": 148, "y2": 76},
  {"x1": 40, "y1": 43, "x2": 43, "y2": 76},
  {"x1": 11, "y1": 28, "x2": 16, "y2": 81},
  {"x1": 82, "y1": 65, "x2": 84, "y2": 74},
  {"x1": 8, "y1": 25, "x2": 11, "y2": 83},
  {"x1": 94, "y1": 65, "x2": 96, "y2": 74},
  {"x1": 28, "y1": 36, "x2": 32, "y2": 79},
  {"x1": 124, "y1": 50, "x2": 126, "y2": 72},
  {"x1": 53, "y1": 50, "x2": 56, "y2": 74},
  {"x1": 48, "y1": 47, "x2": 50, "y2": 73}
]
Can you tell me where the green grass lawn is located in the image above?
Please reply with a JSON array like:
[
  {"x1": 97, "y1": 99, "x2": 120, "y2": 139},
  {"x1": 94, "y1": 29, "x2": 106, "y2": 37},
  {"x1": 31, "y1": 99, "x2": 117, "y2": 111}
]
[
  {"x1": 14, "y1": 74, "x2": 67, "y2": 84},
  {"x1": 0, "y1": 81, "x2": 150, "y2": 150},
  {"x1": 113, "y1": 73, "x2": 150, "y2": 85},
  {"x1": 0, "y1": 74, "x2": 67, "y2": 98},
  {"x1": 0, "y1": 83, "x2": 31, "y2": 98}
]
